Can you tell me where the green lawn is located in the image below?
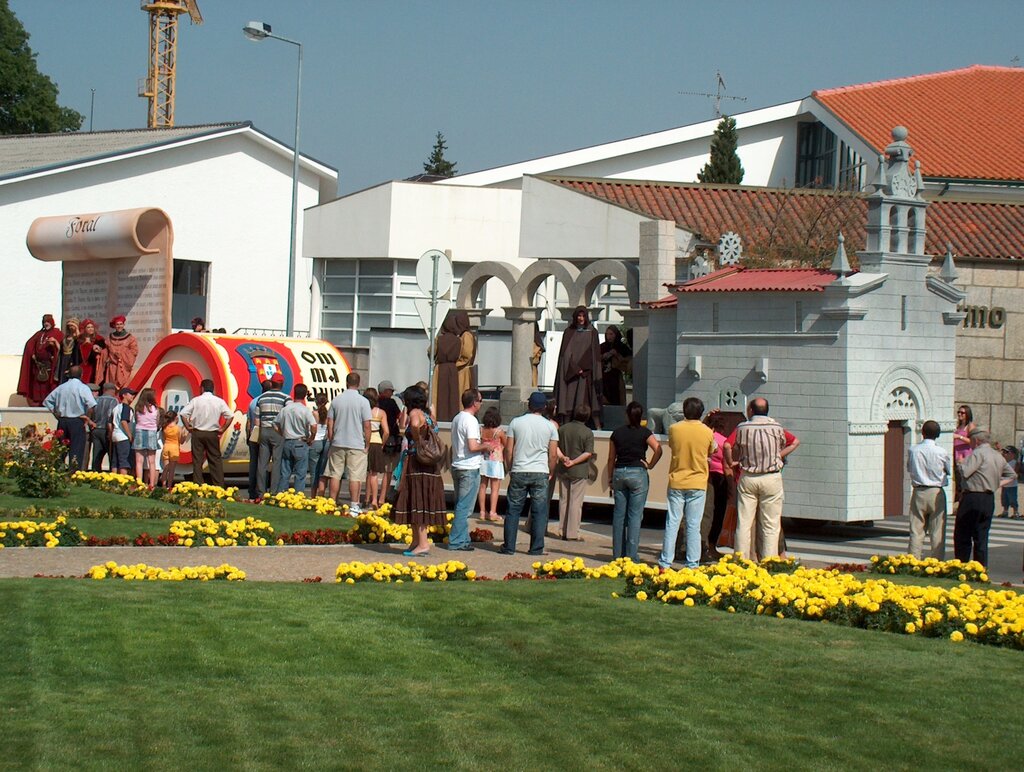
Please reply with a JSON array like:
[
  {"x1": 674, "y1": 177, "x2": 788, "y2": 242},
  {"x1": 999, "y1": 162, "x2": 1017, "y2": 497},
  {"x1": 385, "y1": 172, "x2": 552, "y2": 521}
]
[
  {"x1": 0, "y1": 579, "x2": 1019, "y2": 770},
  {"x1": 0, "y1": 480, "x2": 350, "y2": 537}
]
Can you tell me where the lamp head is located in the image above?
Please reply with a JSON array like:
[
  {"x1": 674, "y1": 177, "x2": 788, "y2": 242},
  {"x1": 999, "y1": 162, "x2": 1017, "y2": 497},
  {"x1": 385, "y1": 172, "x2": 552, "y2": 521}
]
[{"x1": 243, "y1": 21, "x2": 271, "y2": 41}]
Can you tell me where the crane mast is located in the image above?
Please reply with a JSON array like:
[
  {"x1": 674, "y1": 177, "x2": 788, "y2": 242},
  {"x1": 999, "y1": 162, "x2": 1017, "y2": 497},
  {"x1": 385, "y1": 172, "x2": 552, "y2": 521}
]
[{"x1": 139, "y1": 0, "x2": 203, "y2": 128}]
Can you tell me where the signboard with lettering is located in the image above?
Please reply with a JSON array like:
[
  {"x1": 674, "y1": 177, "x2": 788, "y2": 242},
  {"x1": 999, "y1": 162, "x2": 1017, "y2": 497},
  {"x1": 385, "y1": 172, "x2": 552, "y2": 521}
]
[
  {"x1": 26, "y1": 207, "x2": 173, "y2": 362},
  {"x1": 125, "y1": 332, "x2": 351, "y2": 470}
]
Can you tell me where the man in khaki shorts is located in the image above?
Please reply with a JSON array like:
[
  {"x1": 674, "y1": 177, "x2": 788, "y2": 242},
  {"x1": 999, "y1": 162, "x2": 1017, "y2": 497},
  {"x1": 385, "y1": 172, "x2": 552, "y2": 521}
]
[{"x1": 326, "y1": 372, "x2": 371, "y2": 513}]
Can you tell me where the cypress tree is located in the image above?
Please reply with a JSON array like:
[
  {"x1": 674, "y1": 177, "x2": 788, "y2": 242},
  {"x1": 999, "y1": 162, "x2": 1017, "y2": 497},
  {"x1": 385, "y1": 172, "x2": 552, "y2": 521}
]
[
  {"x1": 697, "y1": 116, "x2": 744, "y2": 184},
  {"x1": 423, "y1": 131, "x2": 457, "y2": 177}
]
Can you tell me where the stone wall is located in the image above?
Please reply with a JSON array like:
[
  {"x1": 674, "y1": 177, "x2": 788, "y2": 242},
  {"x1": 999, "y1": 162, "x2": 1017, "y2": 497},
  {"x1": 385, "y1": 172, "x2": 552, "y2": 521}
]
[{"x1": 954, "y1": 260, "x2": 1024, "y2": 447}]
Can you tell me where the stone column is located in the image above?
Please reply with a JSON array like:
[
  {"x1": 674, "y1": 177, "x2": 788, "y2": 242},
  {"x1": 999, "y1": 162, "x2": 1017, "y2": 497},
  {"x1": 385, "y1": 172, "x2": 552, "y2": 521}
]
[
  {"x1": 617, "y1": 307, "x2": 650, "y2": 408},
  {"x1": 500, "y1": 306, "x2": 543, "y2": 420},
  {"x1": 639, "y1": 219, "x2": 677, "y2": 303}
]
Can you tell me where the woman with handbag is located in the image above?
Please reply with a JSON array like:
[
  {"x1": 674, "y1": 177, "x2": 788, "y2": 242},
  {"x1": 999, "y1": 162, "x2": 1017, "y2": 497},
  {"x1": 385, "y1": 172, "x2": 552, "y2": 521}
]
[{"x1": 392, "y1": 386, "x2": 448, "y2": 556}]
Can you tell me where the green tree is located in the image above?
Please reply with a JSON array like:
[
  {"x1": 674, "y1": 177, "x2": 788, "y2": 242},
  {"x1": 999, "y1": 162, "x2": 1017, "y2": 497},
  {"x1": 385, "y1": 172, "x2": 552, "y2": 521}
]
[
  {"x1": 697, "y1": 115, "x2": 744, "y2": 184},
  {"x1": 423, "y1": 131, "x2": 457, "y2": 177},
  {"x1": 0, "y1": 0, "x2": 83, "y2": 134}
]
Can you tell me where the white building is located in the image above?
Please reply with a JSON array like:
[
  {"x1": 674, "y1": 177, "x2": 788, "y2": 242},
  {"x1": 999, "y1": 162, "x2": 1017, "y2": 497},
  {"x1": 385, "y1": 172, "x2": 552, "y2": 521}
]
[{"x1": 0, "y1": 122, "x2": 337, "y2": 387}]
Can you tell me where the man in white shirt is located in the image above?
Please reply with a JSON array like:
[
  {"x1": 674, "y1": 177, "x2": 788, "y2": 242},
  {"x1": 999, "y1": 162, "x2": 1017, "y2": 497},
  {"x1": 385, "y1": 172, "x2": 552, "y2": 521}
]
[
  {"x1": 325, "y1": 372, "x2": 371, "y2": 513},
  {"x1": 499, "y1": 391, "x2": 558, "y2": 556},
  {"x1": 906, "y1": 419, "x2": 951, "y2": 559},
  {"x1": 448, "y1": 389, "x2": 495, "y2": 551},
  {"x1": 179, "y1": 378, "x2": 233, "y2": 487}
]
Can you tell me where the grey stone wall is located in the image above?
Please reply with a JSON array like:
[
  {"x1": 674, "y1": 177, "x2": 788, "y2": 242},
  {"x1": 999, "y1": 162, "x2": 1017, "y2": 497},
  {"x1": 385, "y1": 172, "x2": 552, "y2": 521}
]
[{"x1": 953, "y1": 260, "x2": 1024, "y2": 447}]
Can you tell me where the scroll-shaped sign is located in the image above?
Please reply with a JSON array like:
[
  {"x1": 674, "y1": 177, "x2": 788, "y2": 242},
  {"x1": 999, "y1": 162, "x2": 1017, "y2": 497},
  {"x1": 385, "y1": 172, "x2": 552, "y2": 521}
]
[
  {"x1": 26, "y1": 207, "x2": 173, "y2": 364},
  {"x1": 126, "y1": 332, "x2": 351, "y2": 470}
]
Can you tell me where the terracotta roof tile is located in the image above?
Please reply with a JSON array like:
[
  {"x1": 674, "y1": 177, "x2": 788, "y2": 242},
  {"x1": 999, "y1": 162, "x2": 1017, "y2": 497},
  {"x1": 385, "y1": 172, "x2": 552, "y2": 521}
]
[
  {"x1": 813, "y1": 65, "x2": 1024, "y2": 182},
  {"x1": 549, "y1": 178, "x2": 1024, "y2": 261},
  {"x1": 672, "y1": 267, "x2": 838, "y2": 293}
]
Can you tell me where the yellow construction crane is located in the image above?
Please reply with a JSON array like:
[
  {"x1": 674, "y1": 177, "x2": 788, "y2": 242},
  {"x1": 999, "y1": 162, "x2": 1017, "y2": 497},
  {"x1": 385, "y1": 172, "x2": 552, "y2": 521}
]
[{"x1": 139, "y1": 0, "x2": 203, "y2": 128}]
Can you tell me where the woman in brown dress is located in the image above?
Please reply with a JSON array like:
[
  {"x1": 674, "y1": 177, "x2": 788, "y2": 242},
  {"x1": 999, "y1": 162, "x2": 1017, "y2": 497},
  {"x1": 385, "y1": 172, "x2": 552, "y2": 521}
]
[{"x1": 392, "y1": 386, "x2": 448, "y2": 556}]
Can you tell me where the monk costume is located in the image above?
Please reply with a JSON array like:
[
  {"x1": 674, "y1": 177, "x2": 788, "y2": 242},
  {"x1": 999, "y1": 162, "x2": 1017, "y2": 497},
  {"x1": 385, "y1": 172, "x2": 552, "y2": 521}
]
[
  {"x1": 600, "y1": 324, "x2": 632, "y2": 406},
  {"x1": 553, "y1": 305, "x2": 602, "y2": 427},
  {"x1": 54, "y1": 318, "x2": 82, "y2": 384},
  {"x1": 78, "y1": 318, "x2": 106, "y2": 386},
  {"x1": 432, "y1": 310, "x2": 476, "y2": 422},
  {"x1": 101, "y1": 315, "x2": 139, "y2": 391},
  {"x1": 17, "y1": 314, "x2": 62, "y2": 406}
]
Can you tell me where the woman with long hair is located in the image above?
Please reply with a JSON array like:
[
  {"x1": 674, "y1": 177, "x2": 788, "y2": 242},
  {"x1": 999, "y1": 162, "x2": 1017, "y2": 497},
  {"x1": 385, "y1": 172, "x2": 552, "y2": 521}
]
[
  {"x1": 392, "y1": 386, "x2": 447, "y2": 556},
  {"x1": 364, "y1": 387, "x2": 391, "y2": 510},
  {"x1": 308, "y1": 392, "x2": 330, "y2": 496},
  {"x1": 133, "y1": 387, "x2": 162, "y2": 487},
  {"x1": 607, "y1": 401, "x2": 662, "y2": 560},
  {"x1": 953, "y1": 404, "x2": 975, "y2": 502},
  {"x1": 77, "y1": 319, "x2": 105, "y2": 386},
  {"x1": 477, "y1": 406, "x2": 506, "y2": 522}
]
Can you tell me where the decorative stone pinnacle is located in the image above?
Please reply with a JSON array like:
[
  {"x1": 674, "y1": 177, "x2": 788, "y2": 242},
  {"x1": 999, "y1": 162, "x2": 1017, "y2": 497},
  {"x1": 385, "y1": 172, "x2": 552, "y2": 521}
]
[
  {"x1": 939, "y1": 243, "x2": 959, "y2": 282},
  {"x1": 831, "y1": 231, "x2": 852, "y2": 276}
]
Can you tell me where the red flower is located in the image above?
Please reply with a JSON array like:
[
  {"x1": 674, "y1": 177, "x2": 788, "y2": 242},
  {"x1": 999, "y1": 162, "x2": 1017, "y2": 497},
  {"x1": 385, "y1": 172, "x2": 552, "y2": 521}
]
[
  {"x1": 53, "y1": 429, "x2": 64, "y2": 438},
  {"x1": 41, "y1": 441, "x2": 52, "y2": 451}
]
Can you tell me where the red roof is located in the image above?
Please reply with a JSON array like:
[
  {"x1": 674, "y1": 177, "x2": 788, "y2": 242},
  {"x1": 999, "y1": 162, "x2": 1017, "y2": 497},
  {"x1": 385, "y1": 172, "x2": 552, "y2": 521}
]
[
  {"x1": 814, "y1": 65, "x2": 1024, "y2": 182},
  {"x1": 550, "y1": 178, "x2": 1024, "y2": 262},
  {"x1": 672, "y1": 267, "x2": 838, "y2": 293}
]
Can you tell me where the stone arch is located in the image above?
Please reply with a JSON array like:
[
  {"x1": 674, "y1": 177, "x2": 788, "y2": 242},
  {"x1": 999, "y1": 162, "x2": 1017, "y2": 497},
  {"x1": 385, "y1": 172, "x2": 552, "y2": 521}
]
[
  {"x1": 869, "y1": 364, "x2": 932, "y2": 428},
  {"x1": 572, "y1": 259, "x2": 640, "y2": 308},
  {"x1": 455, "y1": 260, "x2": 522, "y2": 309},
  {"x1": 511, "y1": 260, "x2": 580, "y2": 307}
]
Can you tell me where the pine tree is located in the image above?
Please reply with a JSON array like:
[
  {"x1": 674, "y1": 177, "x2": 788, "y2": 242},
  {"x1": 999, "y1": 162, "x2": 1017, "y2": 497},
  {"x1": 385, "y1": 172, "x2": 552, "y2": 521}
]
[
  {"x1": 423, "y1": 131, "x2": 457, "y2": 177},
  {"x1": 0, "y1": 0, "x2": 83, "y2": 134},
  {"x1": 697, "y1": 116, "x2": 744, "y2": 184}
]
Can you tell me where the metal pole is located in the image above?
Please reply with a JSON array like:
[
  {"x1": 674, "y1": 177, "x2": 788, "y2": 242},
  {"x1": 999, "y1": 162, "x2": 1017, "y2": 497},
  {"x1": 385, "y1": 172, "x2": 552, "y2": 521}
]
[
  {"x1": 426, "y1": 252, "x2": 440, "y2": 403},
  {"x1": 285, "y1": 40, "x2": 302, "y2": 337},
  {"x1": 89, "y1": 89, "x2": 95, "y2": 132}
]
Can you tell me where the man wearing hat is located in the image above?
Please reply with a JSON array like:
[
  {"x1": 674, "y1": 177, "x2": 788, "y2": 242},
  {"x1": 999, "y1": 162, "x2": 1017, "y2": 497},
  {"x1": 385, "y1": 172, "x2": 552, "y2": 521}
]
[
  {"x1": 499, "y1": 391, "x2": 559, "y2": 556},
  {"x1": 101, "y1": 315, "x2": 138, "y2": 391},
  {"x1": 376, "y1": 380, "x2": 402, "y2": 500},
  {"x1": 17, "y1": 314, "x2": 62, "y2": 406}
]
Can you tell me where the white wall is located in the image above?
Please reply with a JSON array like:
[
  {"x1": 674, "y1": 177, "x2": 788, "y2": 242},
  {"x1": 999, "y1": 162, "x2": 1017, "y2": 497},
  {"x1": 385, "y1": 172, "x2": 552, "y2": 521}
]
[{"x1": 0, "y1": 132, "x2": 329, "y2": 349}]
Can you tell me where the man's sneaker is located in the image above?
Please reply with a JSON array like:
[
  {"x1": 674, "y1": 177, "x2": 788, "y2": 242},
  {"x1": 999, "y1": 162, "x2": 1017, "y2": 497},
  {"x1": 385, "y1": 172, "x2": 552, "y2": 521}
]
[{"x1": 348, "y1": 503, "x2": 362, "y2": 516}]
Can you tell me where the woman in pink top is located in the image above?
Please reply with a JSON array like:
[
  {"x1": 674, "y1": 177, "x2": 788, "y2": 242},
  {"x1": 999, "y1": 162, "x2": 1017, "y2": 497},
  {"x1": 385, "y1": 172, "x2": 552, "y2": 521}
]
[
  {"x1": 132, "y1": 387, "x2": 163, "y2": 487},
  {"x1": 705, "y1": 412, "x2": 730, "y2": 559},
  {"x1": 953, "y1": 404, "x2": 975, "y2": 501}
]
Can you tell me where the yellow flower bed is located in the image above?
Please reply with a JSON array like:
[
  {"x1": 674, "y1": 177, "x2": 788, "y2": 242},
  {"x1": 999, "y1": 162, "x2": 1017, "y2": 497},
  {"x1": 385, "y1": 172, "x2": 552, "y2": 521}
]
[
  {"x1": 72, "y1": 470, "x2": 150, "y2": 494},
  {"x1": 169, "y1": 481, "x2": 242, "y2": 500},
  {"x1": 870, "y1": 553, "x2": 989, "y2": 582},
  {"x1": 258, "y1": 490, "x2": 344, "y2": 515},
  {"x1": 168, "y1": 517, "x2": 274, "y2": 547},
  {"x1": 346, "y1": 510, "x2": 453, "y2": 545},
  {"x1": 335, "y1": 559, "x2": 476, "y2": 583},
  {"x1": 622, "y1": 555, "x2": 1023, "y2": 650},
  {"x1": 0, "y1": 514, "x2": 81, "y2": 548},
  {"x1": 87, "y1": 561, "x2": 246, "y2": 581}
]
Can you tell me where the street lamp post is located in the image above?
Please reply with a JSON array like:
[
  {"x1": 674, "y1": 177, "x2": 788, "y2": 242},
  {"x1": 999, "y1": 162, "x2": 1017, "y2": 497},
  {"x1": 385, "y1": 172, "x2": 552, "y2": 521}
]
[{"x1": 243, "y1": 21, "x2": 302, "y2": 337}]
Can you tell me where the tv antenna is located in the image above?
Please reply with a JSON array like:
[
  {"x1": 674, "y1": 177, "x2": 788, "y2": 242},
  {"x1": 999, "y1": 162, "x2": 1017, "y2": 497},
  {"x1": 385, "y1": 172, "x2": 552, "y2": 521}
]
[{"x1": 680, "y1": 71, "x2": 748, "y2": 118}]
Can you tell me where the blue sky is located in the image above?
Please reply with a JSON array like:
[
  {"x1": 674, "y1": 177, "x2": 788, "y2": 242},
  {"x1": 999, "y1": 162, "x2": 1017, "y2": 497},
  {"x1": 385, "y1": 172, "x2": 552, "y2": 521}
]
[{"x1": 10, "y1": 0, "x2": 1022, "y2": 194}]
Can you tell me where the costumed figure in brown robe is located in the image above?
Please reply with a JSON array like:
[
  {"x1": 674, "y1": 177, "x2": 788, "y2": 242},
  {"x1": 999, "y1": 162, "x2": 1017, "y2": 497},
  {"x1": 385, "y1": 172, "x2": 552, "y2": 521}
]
[
  {"x1": 600, "y1": 324, "x2": 632, "y2": 406},
  {"x1": 530, "y1": 322, "x2": 545, "y2": 388},
  {"x1": 54, "y1": 317, "x2": 82, "y2": 384},
  {"x1": 78, "y1": 318, "x2": 105, "y2": 386},
  {"x1": 101, "y1": 315, "x2": 139, "y2": 391},
  {"x1": 431, "y1": 310, "x2": 477, "y2": 422},
  {"x1": 17, "y1": 314, "x2": 62, "y2": 406},
  {"x1": 553, "y1": 306, "x2": 602, "y2": 427}
]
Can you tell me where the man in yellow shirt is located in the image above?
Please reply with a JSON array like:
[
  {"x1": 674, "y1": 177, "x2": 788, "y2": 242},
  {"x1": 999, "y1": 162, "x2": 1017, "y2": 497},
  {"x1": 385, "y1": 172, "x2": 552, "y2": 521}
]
[{"x1": 660, "y1": 397, "x2": 716, "y2": 569}]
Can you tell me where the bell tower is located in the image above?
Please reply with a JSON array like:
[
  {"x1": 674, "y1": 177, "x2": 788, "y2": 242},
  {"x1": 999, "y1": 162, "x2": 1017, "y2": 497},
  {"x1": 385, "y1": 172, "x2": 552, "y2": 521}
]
[{"x1": 860, "y1": 126, "x2": 929, "y2": 271}]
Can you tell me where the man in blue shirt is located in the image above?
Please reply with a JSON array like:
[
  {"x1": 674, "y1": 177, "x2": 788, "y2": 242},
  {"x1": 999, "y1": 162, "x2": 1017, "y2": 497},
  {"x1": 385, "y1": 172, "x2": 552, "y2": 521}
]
[
  {"x1": 906, "y1": 419, "x2": 952, "y2": 559},
  {"x1": 43, "y1": 365, "x2": 97, "y2": 469}
]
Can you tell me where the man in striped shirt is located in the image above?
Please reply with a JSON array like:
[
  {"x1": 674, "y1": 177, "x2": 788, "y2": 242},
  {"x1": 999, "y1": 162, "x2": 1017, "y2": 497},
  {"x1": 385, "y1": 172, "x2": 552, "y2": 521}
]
[
  {"x1": 256, "y1": 373, "x2": 290, "y2": 497},
  {"x1": 723, "y1": 398, "x2": 799, "y2": 560}
]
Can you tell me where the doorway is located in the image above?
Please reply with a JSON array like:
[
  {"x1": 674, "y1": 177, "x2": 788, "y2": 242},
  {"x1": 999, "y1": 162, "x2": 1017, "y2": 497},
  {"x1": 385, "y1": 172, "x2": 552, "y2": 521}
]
[{"x1": 883, "y1": 420, "x2": 909, "y2": 517}]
